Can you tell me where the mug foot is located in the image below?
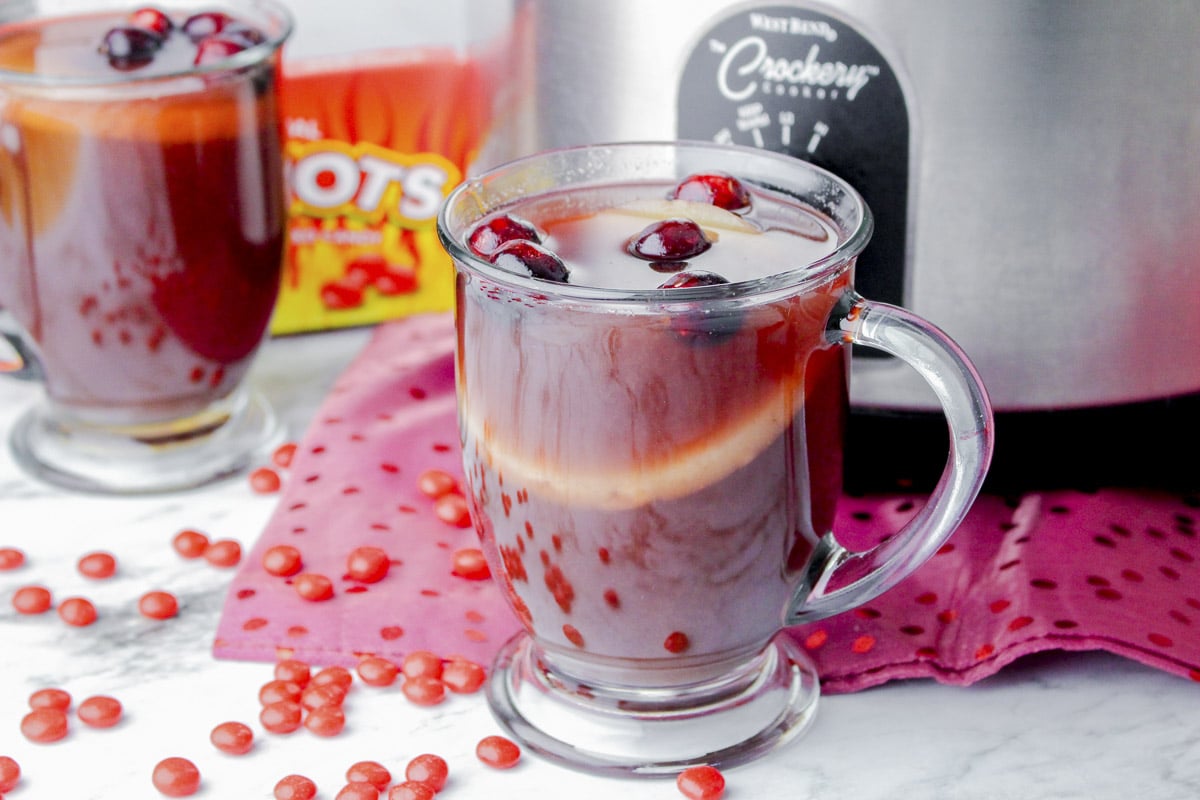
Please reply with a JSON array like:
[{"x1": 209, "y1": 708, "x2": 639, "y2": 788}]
[
  {"x1": 8, "y1": 387, "x2": 282, "y2": 494},
  {"x1": 486, "y1": 631, "x2": 820, "y2": 776}
]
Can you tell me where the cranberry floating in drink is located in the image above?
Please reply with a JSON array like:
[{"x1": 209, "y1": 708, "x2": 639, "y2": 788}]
[
  {"x1": 440, "y1": 142, "x2": 993, "y2": 775},
  {"x1": 0, "y1": 2, "x2": 293, "y2": 493}
]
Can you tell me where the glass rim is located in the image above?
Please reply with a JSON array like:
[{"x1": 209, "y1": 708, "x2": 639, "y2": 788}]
[
  {"x1": 438, "y1": 139, "x2": 875, "y2": 304},
  {"x1": 0, "y1": 0, "x2": 294, "y2": 87}
]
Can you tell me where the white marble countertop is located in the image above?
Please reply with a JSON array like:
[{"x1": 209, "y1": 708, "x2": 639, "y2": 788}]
[{"x1": 2, "y1": 327, "x2": 1198, "y2": 800}]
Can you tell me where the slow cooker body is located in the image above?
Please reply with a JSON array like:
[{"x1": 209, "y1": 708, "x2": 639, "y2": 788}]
[{"x1": 512, "y1": 0, "x2": 1200, "y2": 416}]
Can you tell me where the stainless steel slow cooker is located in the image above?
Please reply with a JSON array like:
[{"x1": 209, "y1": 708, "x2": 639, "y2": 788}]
[{"x1": 507, "y1": 0, "x2": 1200, "y2": 418}]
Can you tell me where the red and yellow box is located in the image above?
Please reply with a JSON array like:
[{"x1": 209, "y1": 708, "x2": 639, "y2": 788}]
[{"x1": 270, "y1": 42, "x2": 505, "y2": 334}]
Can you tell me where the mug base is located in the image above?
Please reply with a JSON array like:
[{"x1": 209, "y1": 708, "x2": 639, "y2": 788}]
[
  {"x1": 7, "y1": 387, "x2": 282, "y2": 494},
  {"x1": 486, "y1": 630, "x2": 820, "y2": 777}
]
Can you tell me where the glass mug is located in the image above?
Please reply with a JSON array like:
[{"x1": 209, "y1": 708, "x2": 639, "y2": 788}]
[
  {"x1": 0, "y1": 0, "x2": 292, "y2": 493},
  {"x1": 438, "y1": 141, "x2": 994, "y2": 775}
]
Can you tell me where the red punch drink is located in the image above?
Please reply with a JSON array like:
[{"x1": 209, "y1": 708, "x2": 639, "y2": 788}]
[
  {"x1": 0, "y1": 2, "x2": 292, "y2": 493},
  {"x1": 458, "y1": 177, "x2": 848, "y2": 674},
  {"x1": 439, "y1": 141, "x2": 992, "y2": 774}
]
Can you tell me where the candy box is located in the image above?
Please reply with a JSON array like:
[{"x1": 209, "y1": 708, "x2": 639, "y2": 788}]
[{"x1": 269, "y1": 0, "x2": 521, "y2": 334}]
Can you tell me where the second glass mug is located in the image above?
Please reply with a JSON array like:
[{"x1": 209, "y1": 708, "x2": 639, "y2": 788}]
[
  {"x1": 438, "y1": 140, "x2": 994, "y2": 775},
  {"x1": 0, "y1": 0, "x2": 292, "y2": 494}
]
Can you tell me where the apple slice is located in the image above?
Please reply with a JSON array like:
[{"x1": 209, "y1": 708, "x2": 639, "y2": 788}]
[{"x1": 604, "y1": 199, "x2": 762, "y2": 236}]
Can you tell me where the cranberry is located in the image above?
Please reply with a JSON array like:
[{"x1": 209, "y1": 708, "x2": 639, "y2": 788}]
[
  {"x1": 128, "y1": 7, "x2": 174, "y2": 38},
  {"x1": 211, "y1": 721, "x2": 255, "y2": 755},
  {"x1": 676, "y1": 764, "x2": 726, "y2": 800},
  {"x1": 475, "y1": 735, "x2": 521, "y2": 769},
  {"x1": 275, "y1": 774, "x2": 318, "y2": 800},
  {"x1": 152, "y1": 756, "x2": 201, "y2": 797},
  {"x1": 0, "y1": 755, "x2": 19, "y2": 793},
  {"x1": 490, "y1": 240, "x2": 570, "y2": 283},
  {"x1": 671, "y1": 172, "x2": 752, "y2": 212},
  {"x1": 628, "y1": 218, "x2": 712, "y2": 261},
  {"x1": 467, "y1": 214, "x2": 542, "y2": 257},
  {"x1": 182, "y1": 11, "x2": 233, "y2": 41},
  {"x1": 194, "y1": 35, "x2": 251, "y2": 66},
  {"x1": 77, "y1": 695, "x2": 123, "y2": 728},
  {"x1": 404, "y1": 754, "x2": 448, "y2": 791},
  {"x1": 221, "y1": 22, "x2": 267, "y2": 47},
  {"x1": 658, "y1": 271, "x2": 729, "y2": 290},
  {"x1": 99, "y1": 26, "x2": 163, "y2": 68}
]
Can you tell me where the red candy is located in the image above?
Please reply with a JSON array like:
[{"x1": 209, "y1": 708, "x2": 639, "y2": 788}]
[
  {"x1": 401, "y1": 676, "x2": 445, "y2": 707},
  {"x1": 336, "y1": 782, "x2": 380, "y2": 800},
  {"x1": 272, "y1": 441, "x2": 298, "y2": 468},
  {"x1": 58, "y1": 596, "x2": 98, "y2": 627},
  {"x1": 29, "y1": 687, "x2": 71, "y2": 711},
  {"x1": 388, "y1": 782, "x2": 435, "y2": 800},
  {"x1": 303, "y1": 704, "x2": 346, "y2": 737},
  {"x1": 346, "y1": 545, "x2": 390, "y2": 583},
  {"x1": 262, "y1": 544, "x2": 304, "y2": 577},
  {"x1": 77, "y1": 695, "x2": 123, "y2": 728},
  {"x1": 416, "y1": 468, "x2": 459, "y2": 498},
  {"x1": 451, "y1": 547, "x2": 490, "y2": 580},
  {"x1": 259, "y1": 679, "x2": 303, "y2": 705},
  {"x1": 211, "y1": 720, "x2": 255, "y2": 755},
  {"x1": 249, "y1": 466, "x2": 283, "y2": 494},
  {"x1": 12, "y1": 585, "x2": 52, "y2": 615},
  {"x1": 356, "y1": 656, "x2": 399, "y2": 687},
  {"x1": 275, "y1": 774, "x2": 318, "y2": 800},
  {"x1": 404, "y1": 753, "x2": 448, "y2": 792},
  {"x1": 475, "y1": 735, "x2": 521, "y2": 769},
  {"x1": 204, "y1": 539, "x2": 242, "y2": 568},
  {"x1": 294, "y1": 572, "x2": 334, "y2": 602},
  {"x1": 138, "y1": 590, "x2": 179, "y2": 620},
  {"x1": 260, "y1": 700, "x2": 303, "y2": 734},
  {"x1": 152, "y1": 757, "x2": 201, "y2": 797},
  {"x1": 0, "y1": 546, "x2": 26, "y2": 570},
  {"x1": 441, "y1": 659, "x2": 486, "y2": 694},
  {"x1": 0, "y1": 755, "x2": 20, "y2": 793},
  {"x1": 274, "y1": 659, "x2": 312, "y2": 687},
  {"x1": 676, "y1": 765, "x2": 726, "y2": 800},
  {"x1": 346, "y1": 761, "x2": 391, "y2": 792},
  {"x1": 172, "y1": 529, "x2": 210, "y2": 559},
  {"x1": 77, "y1": 550, "x2": 118, "y2": 579},
  {"x1": 20, "y1": 707, "x2": 68, "y2": 743},
  {"x1": 401, "y1": 650, "x2": 443, "y2": 681},
  {"x1": 312, "y1": 665, "x2": 354, "y2": 691},
  {"x1": 433, "y1": 493, "x2": 471, "y2": 528}
]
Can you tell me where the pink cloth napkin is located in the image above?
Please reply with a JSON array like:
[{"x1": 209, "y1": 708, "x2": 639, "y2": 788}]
[{"x1": 214, "y1": 314, "x2": 1200, "y2": 693}]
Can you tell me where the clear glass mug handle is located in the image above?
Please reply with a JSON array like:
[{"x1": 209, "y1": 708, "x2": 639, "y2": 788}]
[
  {"x1": 786, "y1": 292, "x2": 995, "y2": 624},
  {"x1": 0, "y1": 310, "x2": 41, "y2": 380}
]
